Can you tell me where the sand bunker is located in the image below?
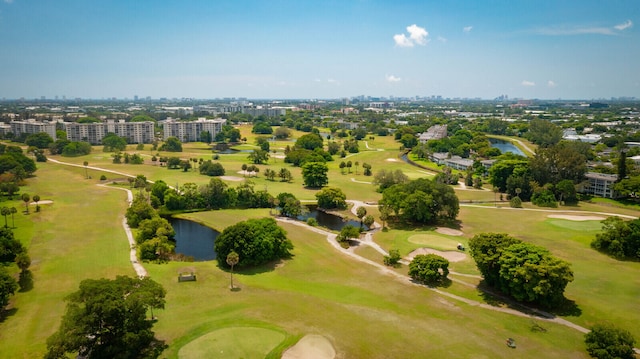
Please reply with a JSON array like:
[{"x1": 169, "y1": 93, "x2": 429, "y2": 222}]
[
  {"x1": 220, "y1": 175, "x2": 244, "y2": 182},
  {"x1": 435, "y1": 227, "x2": 463, "y2": 236},
  {"x1": 282, "y1": 334, "x2": 336, "y2": 359},
  {"x1": 547, "y1": 214, "x2": 605, "y2": 221},
  {"x1": 406, "y1": 248, "x2": 467, "y2": 262},
  {"x1": 385, "y1": 158, "x2": 399, "y2": 162}
]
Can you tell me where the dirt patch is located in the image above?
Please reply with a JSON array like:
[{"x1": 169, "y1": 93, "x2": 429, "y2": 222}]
[
  {"x1": 435, "y1": 227, "x2": 463, "y2": 236},
  {"x1": 30, "y1": 200, "x2": 53, "y2": 205},
  {"x1": 385, "y1": 158, "x2": 399, "y2": 162},
  {"x1": 547, "y1": 215, "x2": 605, "y2": 221},
  {"x1": 220, "y1": 176, "x2": 244, "y2": 182},
  {"x1": 282, "y1": 334, "x2": 336, "y2": 359},
  {"x1": 406, "y1": 248, "x2": 467, "y2": 262}
]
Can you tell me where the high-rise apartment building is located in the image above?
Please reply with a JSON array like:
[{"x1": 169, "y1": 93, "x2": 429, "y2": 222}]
[{"x1": 163, "y1": 118, "x2": 226, "y2": 142}]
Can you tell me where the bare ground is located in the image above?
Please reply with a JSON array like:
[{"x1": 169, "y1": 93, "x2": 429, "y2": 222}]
[
  {"x1": 406, "y1": 248, "x2": 467, "y2": 262},
  {"x1": 281, "y1": 334, "x2": 336, "y2": 359},
  {"x1": 547, "y1": 214, "x2": 605, "y2": 221}
]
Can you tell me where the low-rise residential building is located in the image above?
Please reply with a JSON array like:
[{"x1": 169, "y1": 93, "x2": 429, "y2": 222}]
[
  {"x1": 10, "y1": 119, "x2": 57, "y2": 140},
  {"x1": 418, "y1": 125, "x2": 447, "y2": 143},
  {"x1": 428, "y1": 152, "x2": 474, "y2": 171},
  {"x1": 581, "y1": 172, "x2": 618, "y2": 198},
  {"x1": 163, "y1": 117, "x2": 226, "y2": 142}
]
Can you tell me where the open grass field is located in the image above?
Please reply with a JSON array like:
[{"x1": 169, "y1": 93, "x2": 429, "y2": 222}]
[{"x1": 0, "y1": 130, "x2": 638, "y2": 358}]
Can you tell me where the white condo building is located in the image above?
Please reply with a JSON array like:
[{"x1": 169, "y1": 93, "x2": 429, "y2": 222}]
[
  {"x1": 163, "y1": 118, "x2": 226, "y2": 142},
  {"x1": 65, "y1": 120, "x2": 155, "y2": 144},
  {"x1": 10, "y1": 119, "x2": 57, "y2": 140}
]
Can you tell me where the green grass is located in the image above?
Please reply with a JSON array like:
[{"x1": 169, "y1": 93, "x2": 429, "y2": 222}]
[
  {"x1": 178, "y1": 326, "x2": 286, "y2": 358},
  {"x1": 2, "y1": 134, "x2": 640, "y2": 358}
]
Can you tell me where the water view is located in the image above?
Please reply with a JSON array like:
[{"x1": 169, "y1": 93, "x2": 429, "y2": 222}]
[
  {"x1": 488, "y1": 139, "x2": 526, "y2": 156},
  {"x1": 170, "y1": 218, "x2": 219, "y2": 261}
]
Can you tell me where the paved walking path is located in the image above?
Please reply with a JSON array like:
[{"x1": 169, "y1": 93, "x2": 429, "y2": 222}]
[{"x1": 97, "y1": 184, "x2": 148, "y2": 278}]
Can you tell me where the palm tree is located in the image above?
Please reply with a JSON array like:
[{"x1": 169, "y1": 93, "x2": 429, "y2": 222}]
[
  {"x1": 1, "y1": 207, "x2": 9, "y2": 228},
  {"x1": 22, "y1": 193, "x2": 30, "y2": 214},
  {"x1": 241, "y1": 164, "x2": 248, "y2": 177},
  {"x1": 10, "y1": 207, "x2": 16, "y2": 228},
  {"x1": 32, "y1": 194, "x2": 41, "y2": 212},
  {"x1": 354, "y1": 161, "x2": 359, "y2": 175},
  {"x1": 226, "y1": 251, "x2": 239, "y2": 290},
  {"x1": 83, "y1": 161, "x2": 89, "y2": 179}
]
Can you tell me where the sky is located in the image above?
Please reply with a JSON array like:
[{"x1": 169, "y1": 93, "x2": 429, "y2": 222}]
[{"x1": 0, "y1": 0, "x2": 638, "y2": 100}]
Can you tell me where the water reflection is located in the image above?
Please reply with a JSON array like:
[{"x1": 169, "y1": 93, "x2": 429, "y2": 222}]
[{"x1": 170, "y1": 218, "x2": 219, "y2": 261}]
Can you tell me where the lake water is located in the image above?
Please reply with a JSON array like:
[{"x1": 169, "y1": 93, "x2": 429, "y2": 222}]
[
  {"x1": 301, "y1": 206, "x2": 368, "y2": 231},
  {"x1": 170, "y1": 218, "x2": 219, "y2": 261},
  {"x1": 489, "y1": 139, "x2": 526, "y2": 156}
]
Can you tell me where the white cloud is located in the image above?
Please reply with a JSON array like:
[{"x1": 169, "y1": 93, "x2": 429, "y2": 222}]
[
  {"x1": 407, "y1": 24, "x2": 428, "y2": 45},
  {"x1": 614, "y1": 20, "x2": 633, "y2": 31},
  {"x1": 327, "y1": 78, "x2": 339, "y2": 84},
  {"x1": 393, "y1": 33, "x2": 414, "y2": 47},
  {"x1": 394, "y1": 24, "x2": 429, "y2": 47},
  {"x1": 437, "y1": 36, "x2": 447, "y2": 43},
  {"x1": 4, "y1": 0, "x2": 14, "y2": 3},
  {"x1": 386, "y1": 75, "x2": 402, "y2": 83},
  {"x1": 463, "y1": 26, "x2": 473, "y2": 33},
  {"x1": 547, "y1": 80, "x2": 557, "y2": 88},
  {"x1": 521, "y1": 80, "x2": 536, "y2": 87}
]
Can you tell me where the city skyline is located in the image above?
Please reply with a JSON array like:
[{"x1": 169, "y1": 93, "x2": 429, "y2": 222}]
[{"x1": 0, "y1": 0, "x2": 638, "y2": 100}]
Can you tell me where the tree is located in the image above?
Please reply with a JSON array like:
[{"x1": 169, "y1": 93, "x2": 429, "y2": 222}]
[
  {"x1": 21, "y1": 193, "x2": 30, "y2": 214},
  {"x1": 248, "y1": 149, "x2": 269, "y2": 164},
  {"x1": 277, "y1": 192, "x2": 306, "y2": 218},
  {"x1": 315, "y1": 187, "x2": 347, "y2": 210},
  {"x1": 337, "y1": 225, "x2": 360, "y2": 243},
  {"x1": 294, "y1": 133, "x2": 323, "y2": 151},
  {"x1": 339, "y1": 161, "x2": 346, "y2": 174},
  {"x1": 584, "y1": 323, "x2": 636, "y2": 359},
  {"x1": 362, "y1": 163, "x2": 372, "y2": 176},
  {"x1": 199, "y1": 130, "x2": 212, "y2": 144},
  {"x1": 0, "y1": 207, "x2": 8, "y2": 228},
  {"x1": 9, "y1": 207, "x2": 16, "y2": 228},
  {"x1": 356, "y1": 206, "x2": 367, "y2": 227},
  {"x1": 15, "y1": 252, "x2": 30, "y2": 272},
  {"x1": 215, "y1": 217, "x2": 292, "y2": 268},
  {"x1": 302, "y1": 161, "x2": 329, "y2": 188},
  {"x1": 199, "y1": 161, "x2": 225, "y2": 176},
  {"x1": 125, "y1": 193, "x2": 156, "y2": 228},
  {"x1": 252, "y1": 121, "x2": 273, "y2": 134},
  {"x1": 409, "y1": 254, "x2": 449, "y2": 284},
  {"x1": 32, "y1": 194, "x2": 41, "y2": 212},
  {"x1": 526, "y1": 119, "x2": 562, "y2": 147},
  {"x1": 556, "y1": 179, "x2": 578, "y2": 205},
  {"x1": 383, "y1": 249, "x2": 401, "y2": 266},
  {"x1": 530, "y1": 142, "x2": 587, "y2": 186},
  {"x1": 497, "y1": 242, "x2": 573, "y2": 307},
  {"x1": 380, "y1": 178, "x2": 459, "y2": 224},
  {"x1": 373, "y1": 169, "x2": 409, "y2": 191},
  {"x1": 363, "y1": 215, "x2": 375, "y2": 229},
  {"x1": 45, "y1": 276, "x2": 166, "y2": 359},
  {"x1": 226, "y1": 251, "x2": 239, "y2": 289},
  {"x1": 102, "y1": 133, "x2": 127, "y2": 152},
  {"x1": 274, "y1": 126, "x2": 291, "y2": 139},
  {"x1": 160, "y1": 137, "x2": 183, "y2": 152},
  {"x1": 278, "y1": 168, "x2": 292, "y2": 182},
  {"x1": 346, "y1": 160, "x2": 352, "y2": 173},
  {"x1": 468, "y1": 233, "x2": 522, "y2": 286},
  {"x1": 400, "y1": 133, "x2": 418, "y2": 148},
  {"x1": 25, "y1": 132, "x2": 54, "y2": 149},
  {"x1": 617, "y1": 150, "x2": 628, "y2": 182},
  {"x1": 592, "y1": 217, "x2": 640, "y2": 260},
  {"x1": 0, "y1": 267, "x2": 18, "y2": 311},
  {"x1": 83, "y1": 161, "x2": 89, "y2": 179}
]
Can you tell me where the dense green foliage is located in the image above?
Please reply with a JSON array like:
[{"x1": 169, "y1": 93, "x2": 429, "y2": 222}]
[
  {"x1": 214, "y1": 217, "x2": 292, "y2": 268},
  {"x1": 0, "y1": 267, "x2": 18, "y2": 310},
  {"x1": 45, "y1": 276, "x2": 166, "y2": 359},
  {"x1": 102, "y1": 133, "x2": 128, "y2": 152},
  {"x1": 315, "y1": 187, "x2": 347, "y2": 210},
  {"x1": 25, "y1": 132, "x2": 54, "y2": 149},
  {"x1": 0, "y1": 144, "x2": 37, "y2": 177},
  {"x1": 469, "y1": 233, "x2": 574, "y2": 308},
  {"x1": 592, "y1": 217, "x2": 640, "y2": 259},
  {"x1": 379, "y1": 178, "x2": 459, "y2": 224},
  {"x1": 584, "y1": 323, "x2": 636, "y2": 359},
  {"x1": 302, "y1": 161, "x2": 329, "y2": 188},
  {"x1": 526, "y1": 119, "x2": 563, "y2": 147},
  {"x1": 159, "y1": 137, "x2": 183, "y2": 152},
  {"x1": 61, "y1": 141, "x2": 92, "y2": 157},
  {"x1": 409, "y1": 254, "x2": 449, "y2": 284},
  {"x1": 373, "y1": 169, "x2": 409, "y2": 191},
  {"x1": 125, "y1": 193, "x2": 156, "y2": 228},
  {"x1": 136, "y1": 217, "x2": 175, "y2": 262},
  {"x1": 199, "y1": 160, "x2": 225, "y2": 176},
  {"x1": 252, "y1": 121, "x2": 273, "y2": 134},
  {"x1": 294, "y1": 133, "x2": 323, "y2": 151},
  {"x1": 337, "y1": 225, "x2": 361, "y2": 243},
  {"x1": 0, "y1": 227, "x2": 25, "y2": 263}
]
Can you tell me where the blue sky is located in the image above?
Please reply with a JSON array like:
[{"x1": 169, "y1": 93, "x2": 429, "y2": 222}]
[{"x1": 0, "y1": 0, "x2": 638, "y2": 100}]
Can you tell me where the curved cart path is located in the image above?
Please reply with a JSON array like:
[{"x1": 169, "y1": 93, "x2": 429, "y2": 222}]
[{"x1": 97, "y1": 184, "x2": 148, "y2": 278}]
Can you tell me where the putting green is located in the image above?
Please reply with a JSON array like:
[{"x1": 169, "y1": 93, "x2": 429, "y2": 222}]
[
  {"x1": 178, "y1": 327, "x2": 286, "y2": 358},
  {"x1": 407, "y1": 234, "x2": 459, "y2": 250},
  {"x1": 546, "y1": 219, "x2": 603, "y2": 231}
]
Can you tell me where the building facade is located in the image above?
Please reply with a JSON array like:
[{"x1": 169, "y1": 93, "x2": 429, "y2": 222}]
[
  {"x1": 10, "y1": 119, "x2": 57, "y2": 140},
  {"x1": 582, "y1": 172, "x2": 618, "y2": 199},
  {"x1": 163, "y1": 118, "x2": 226, "y2": 142},
  {"x1": 65, "y1": 120, "x2": 155, "y2": 144}
]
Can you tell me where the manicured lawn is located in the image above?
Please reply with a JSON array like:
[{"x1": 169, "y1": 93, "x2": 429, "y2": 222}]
[{"x1": 2, "y1": 135, "x2": 639, "y2": 357}]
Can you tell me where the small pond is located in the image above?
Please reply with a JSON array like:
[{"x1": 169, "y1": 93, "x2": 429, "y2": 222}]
[
  {"x1": 170, "y1": 218, "x2": 219, "y2": 261},
  {"x1": 301, "y1": 206, "x2": 368, "y2": 231},
  {"x1": 216, "y1": 148, "x2": 254, "y2": 154},
  {"x1": 489, "y1": 139, "x2": 526, "y2": 156}
]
